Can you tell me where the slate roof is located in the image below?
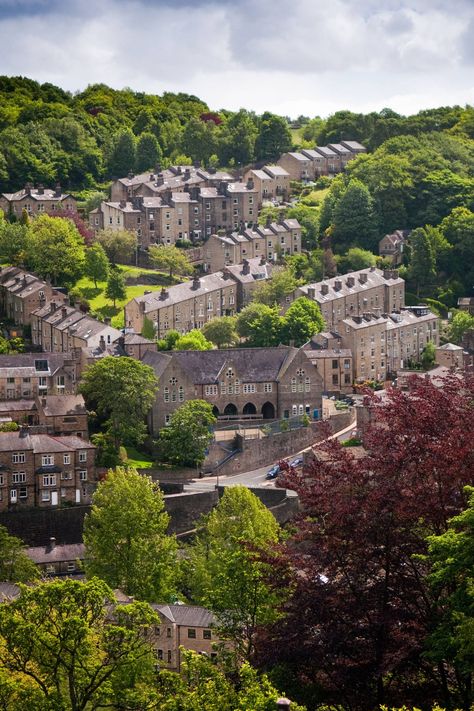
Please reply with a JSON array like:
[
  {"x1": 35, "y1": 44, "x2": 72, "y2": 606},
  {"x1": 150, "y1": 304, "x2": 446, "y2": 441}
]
[
  {"x1": 314, "y1": 146, "x2": 338, "y2": 158},
  {"x1": 0, "y1": 353, "x2": 72, "y2": 376},
  {"x1": 132, "y1": 272, "x2": 230, "y2": 313},
  {"x1": 301, "y1": 149, "x2": 324, "y2": 160},
  {"x1": 340, "y1": 140, "x2": 366, "y2": 152},
  {"x1": 26, "y1": 543, "x2": 85, "y2": 564},
  {"x1": 143, "y1": 347, "x2": 298, "y2": 384},
  {"x1": 2, "y1": 188, "x2": 73, "y2": 201},
  {"x1": 154, "y1": 604, "x2": 216, "y2": 628},
  {"x1": 300, "y1": 267, "x2": 404, "y2": 304},
  {"x1": 0, "y1": 431, "x2": 93, "y2": 453},
  {"x1": 327, "y1": 143, "x2": 352, "y2": 155},
  {"x1": 225, "y1": 257, "x2": 274, "y2": 284},
  {"x1": 263, "y1": 165, "x2": 290, "y2": 177},
  {"x1": 305, "y1": 349, "x2": 352, "y2": 358},
  {"x1": 38, "y1": 395, "x2": 86, "y2": 418},
  {"x1": 286, "y1": 152, "x2": 309, "y2": 161}
]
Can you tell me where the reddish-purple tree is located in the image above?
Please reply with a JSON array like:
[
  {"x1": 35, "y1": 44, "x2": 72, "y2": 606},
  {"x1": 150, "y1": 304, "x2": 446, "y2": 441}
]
[
  {"x1": 256, "y1": 373, "x2": 474, "y2": 710},
  {"x1": 50, "y1": 209, "x2": 94, "y2": 246}
]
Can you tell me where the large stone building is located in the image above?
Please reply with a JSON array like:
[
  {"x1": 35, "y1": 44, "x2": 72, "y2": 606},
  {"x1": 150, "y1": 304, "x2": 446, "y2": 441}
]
[
  {"x1": 242, "y1": 165, "x2": 291, "y2": 206},
  {"x1": 0, "y1": 430, "x2": 95, "y2": 511},
  {"x1": 31, "y1": 302, "x2": 122, "y2": 353},
  {"x1": 0, "y1": 353, "x2": 78, "y2": 400},
  {"x1": 297, "y1": 267, "x2": 405, "y2": 332},
  {"x1": 0, "y1": 184, "x2": 77, "y2": 218},
  {"x1": 202, "y1": 218, "x2": 302, "y2": 273},
  {"x1": 0, "y1": 267, "x2": 68, "y2": 329},
  {"x1": 143, "y1": 345, "x2": 323, "y2": 433},
  {"x1": 125, "y1": 257, "x2": 275, "y2": 336},
  {"x1": 277, "y1": 141, "x2": 366, "y2": 181}
]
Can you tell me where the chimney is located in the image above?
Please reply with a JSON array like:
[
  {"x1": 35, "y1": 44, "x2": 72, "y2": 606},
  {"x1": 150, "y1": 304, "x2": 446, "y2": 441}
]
[
  {"x1": 159, "y1": 287, "x2": 169, "y2": 301},
  {"x1": 334, "y1": 279, "x2": 342, "y2": 291},
  {"x1": 346, "y1": 276, "x2": 355, "y2": 288},
  {"x1": 307, "y1": 286, "x2": 316, "y2": 299},
  {"x1": 155, "y1": 163, "x2": 162, "y2": 174},
  {"x1": 119, "y1": 199, "x2": 126, "y2": 209},
  {"x1": 218, "y1": 181, "x2": 229, "y2": 195},
  {"x1": 246, "y1": 177, "x2": 254, "y2": 190},
  {"x1": 61, "y1": 307, "x2": 67, "y2": 319},
  {"x1": 192, "y1": 275, "x2": 201, "y2": 290},
  {"x1": 54, "y1": 183, "x2": 62, "y2": 198},
  {"x1": 259, "y1": 255, "x2": 266, "y2": 265},
  {"x1": 47, "y1": 537, "x2": 56, "y2": 552},
  {"x1": 19, "y1": 424, "x2": 29, "y2": 438},
  {"x1": 128, "y1": 170, "x2": 134, "y2": 180},
  {"x1": 276, "y1": 699, "x2": 291, "y2": 711},
  {"x1": 320, "y1": 283, "x2": 329, "y2": 296},
  {"x1": 149, "y1": 174, "x2": 155, "y2": 182},
  {"x1": 358, "y1": 273, "x2": 368, "y2": 284},
  {"x1": 242, "y1": 259, "x2": 250, "y2": 275},
  {"x1": 99, "y1": 335, "x2": 106, "y2": 352},
  {"x1": 41, "y1": 397, "x2": 47, "y2": 407},
  {"x1": 156, "y1": 173, "x2": 164, "y2": 186},
  {"x1": 25, "y1": 182, "x2": 32, "y2": 195},
  {"x1": 139, "y1": 302, "x2": 146, "y2": 313},
  {"x1": 37, "y1": 183, "x2": 45, "y2": 195},
  {"x1": 50, "y1": 302, "x2": 57, "y2": 314},
  {"x1": 22, "y1": 275, "x2": 27, "y2": 287},
  {"x1": 184, "y1": 167, "x2": 191, "y2": 180}
]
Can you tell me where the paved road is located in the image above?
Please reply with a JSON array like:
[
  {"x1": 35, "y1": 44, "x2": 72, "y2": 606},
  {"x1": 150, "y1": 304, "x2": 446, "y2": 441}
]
[{"x1": 186, "y1": 419, "x2": 356, "y2": 493}]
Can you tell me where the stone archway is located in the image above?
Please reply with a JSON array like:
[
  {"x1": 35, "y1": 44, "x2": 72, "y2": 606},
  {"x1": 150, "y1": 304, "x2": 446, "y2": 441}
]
[
  {"x1": 242, "y1": 402, "x2": 257, "y2": 416},
  {"x1": 261, "y1": 401, "x2": 276, "y2": 419},
  {"x1": 212, "y1": 405, "x2": 220, "y2": 417},
  {"x1": 223, "y1": 403, "x2": 238, "y2": 416}
]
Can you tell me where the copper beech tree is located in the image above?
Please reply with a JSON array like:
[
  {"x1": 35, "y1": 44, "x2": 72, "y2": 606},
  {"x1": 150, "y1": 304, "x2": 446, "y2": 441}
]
[{"x1": 256, "y1": 373, "x2": 474, "y2": 711}]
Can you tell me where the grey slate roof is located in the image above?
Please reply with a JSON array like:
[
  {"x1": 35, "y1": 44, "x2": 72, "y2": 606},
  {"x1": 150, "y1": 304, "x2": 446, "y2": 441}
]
[
  {"x1": 26, "y1": 543, "x2": 85, "y2": 564},
  {"x1": 38, "y1": 395, "x2": 86, "y2": 418},
  {"x1": 143, "y1": 347, "x2": 298, "y2": 384},
  {"x1": 0, "y1": 353, "x2": 71, "y2": 375},
  {"x1": 154, "y1": 604, "x2": 216, "y2": 628}
]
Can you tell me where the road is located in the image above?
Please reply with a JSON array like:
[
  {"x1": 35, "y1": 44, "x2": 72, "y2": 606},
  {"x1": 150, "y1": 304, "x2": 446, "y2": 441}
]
[{"x1": 186, "y1": 418, "x2": 356, "y2": 493}]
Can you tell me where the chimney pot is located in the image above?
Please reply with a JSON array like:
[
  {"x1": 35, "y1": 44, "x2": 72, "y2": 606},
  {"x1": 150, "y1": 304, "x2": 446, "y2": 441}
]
[{"x1": 320, "y1": 283, "x2": 329, "y2": 296}]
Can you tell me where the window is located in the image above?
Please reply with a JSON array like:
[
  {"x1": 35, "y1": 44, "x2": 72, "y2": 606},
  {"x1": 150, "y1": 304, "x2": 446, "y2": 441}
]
[
  {"x1": 12, "y1": 472, "x2": 26, "y2": 484},
  {"x1": 187, "y1": 629, "x2": 196, "y2": 639},
  {"x1": 38, "y1": 376, "x2": 47, "y2": 390},
  {"x1": 243, "y1": 383, "x2": 256, "y2": 394},
  {"x1": 79, "y1": 451, "x2": 87, "y2": 463},
  {"x1": 164, "y1": 414, "x2": 171, "y2": 425},
  {"x1": 0, "y1": 475, "x2": 3, "y2": 486},
  {"x1": 332, "y1": 374, "x2": 339, "y2": 385},
  {"x1": 79, "y1": 470, "x2": 87, "y2": 481},
  {"x1": 61, "y1": 471, "x2": 72, "y2": 480},
  {"x1": 7, "y1": 377, "x2": 14, "y2": 384},
  {"x1": 166, "y1": 627, "x2": 172, "y2": 638},
  {"x1": 164, "y1": 387, "x2": 170, "y2": 403},
  {"x1": 43, "y1": 474, "x2": 56, "y2": 487},
  {"x1": 263, "y1": 383, "x2": 272, "y2": 393},
  {"x1": 203, "y1": 629, "x2": 212, "y2": 639},
  {"x1": 205, "y1": 385, "x2": 218, "y2": 396},
  {"x1": 291, "y1": 377, "x2": 297, "y2": 393},
  {"x1": 41, "y1": 490, "x2": 51, "y2": 502},
  {"x1": 332, "y1": 359, "x2": 338, "y2": 369},
  {"x1": 42, "y1": 454, "x2": 54, "y2": 466},
  {"x1": 167, "y1": 650, "x2": 172, "y2": 663},
  {"x1": 61, "y1": 487, "x2": 67, "y2": 498},
  {"x1": 344, "y1": 359, "x2": 351, "y2": 369},
  {"x1": 56, "y1": 375, "x2": 65, "y2": 390},
  {"x1": 46, "y1": 564, "x2": 55, "y2": 574},
  {"x1": 178, "y1": 386, "x2": 184, "y2": 402},
  {"x1": 67, "y1": 562, "x2": 76, "y2": 572},
  {"x1": 63, "y1": 454, "x2": 70, "y2": 465},
  {"x1": 19, "y1": 486, "x2": 27, "y2": 499},
  {"x1": 12, "y1": 452, "x2": 25, "y2": 464},
  {"x1": 157, "y1": 649, "x2": 163, "y2": 661},
  {"x1": 344, "y1": 374, "x2": 351, "y2": 384}
]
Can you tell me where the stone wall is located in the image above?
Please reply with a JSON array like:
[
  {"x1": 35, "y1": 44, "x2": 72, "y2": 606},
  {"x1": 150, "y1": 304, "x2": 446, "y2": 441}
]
[{"x1": 208, "y1": 410, "x2": 354, "y2": 476}]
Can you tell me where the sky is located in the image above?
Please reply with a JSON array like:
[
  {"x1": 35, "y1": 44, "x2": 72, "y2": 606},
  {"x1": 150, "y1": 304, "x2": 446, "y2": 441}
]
[{"x1": 0, "y1": 0, "x2": 473, "y2": 118}]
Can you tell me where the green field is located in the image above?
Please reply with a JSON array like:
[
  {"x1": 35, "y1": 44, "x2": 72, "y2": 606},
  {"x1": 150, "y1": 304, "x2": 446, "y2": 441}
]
[
  {"x1": 74, "y1": 265, "x2": 180, "y2": 329},
  {"x1": 124, "y1": 446, "x2": 155, "y2": 469}
]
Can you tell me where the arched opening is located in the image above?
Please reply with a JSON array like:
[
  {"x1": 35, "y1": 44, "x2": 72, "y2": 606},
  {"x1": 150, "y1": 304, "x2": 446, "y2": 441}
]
[
  {"x1": 212, "y1": 405, "x2": 220, "y2": 417},
  {"x1": 223, "y1": 403, "x2": 237, "y2": 416},
  {"x1": 261, "y1": 401, "x2": 276, "y2": 419},
  {"x1": 242, "y1": 402, "x2": 257, "y2": 416}
]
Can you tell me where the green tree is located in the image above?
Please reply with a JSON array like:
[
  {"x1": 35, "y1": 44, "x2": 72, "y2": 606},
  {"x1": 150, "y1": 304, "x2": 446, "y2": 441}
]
[
  {"x1": 156, "y1": 329, "x2": 181, "y2": 351},
  {"x1": 253, "y1": 267, "x2": 299, "y2": 306},
  {"x1": 96, "y1": 228, "x2": 136, "y2": 265},
  {"x1": 255, "y1": 112, "x2": 292, "y2": 160},
  {"x1": 448, "y1": 311, "x2": 474, "y2": 344},
  {"x1": 0, "y1": 577, "x2": 158, "y2": 710},
  {"x1": 80, "y1": 356, "x2": 158, "y2": 447},
  {"x1": 105, "y1": 265, "x2": 126, "y2": 307},
  {"x1": 180, "y1": 117, "x2": 217, "y2": 166},
  {"x1": 84, "y1": 467, "x2": 178, "y2": 601},
  {"x1": 286, "y1": 204, "x2": 319, "y2": 249},
  {"x1": 158, "y1": 400, "x2": 216, "y2": 467},
  {"x1": 0, "y1": 526, "x2": 38, "y2": 583},
  {"x1": 201, "y1": 316, "x2": 238, "y2": 348},
  {"x1": 173, "y1": 329, "x2": 213, "y2": 351},
  {"x1": 426, "y1": 486, "x2": 474, "y2": 710},
  {"x1": 135, "y1": 131, "x2": 162, "y2": 173},
  {"x1": 410, "y1": 226, "x2": 437, "y2": 296},
  {"x1": 337, "y1": 246, "x2": 377, "y2": 272},
  {"x1": 141, "y1": 315, "x2": 156, "y2": 340},
  {"x1": 108, "y1": 128, "x2": 136, "y2": 177},
  {"x1": 84, "y1": 242, "x2": 109, "y2": 287},
  {"x1": 187, "y1": 486, "x2": 283, "y2": 659},
  {"x1": 27, "y1": 214, "x2": 85, "y2": 287},
  {"x1": 332, "y1": 179, "x2": 378, "y2": 252},
  {"x1": 236, "y1": 302, "x2": 282, "y2": 347},
  {"x1": 0, "y1": 221, "x2": 29, "y2": 266},
  {"x1": 421, "y1": 340, "x2": 436, "y2": 369},
  {"x1": 280, "y1": 297, "x2": 325, "y2": 347},
  {"x1": 148, "y1": 244, "x2": 193, "y2": 280},
  {"x1": 152, "y1": 650, "x2": 305, "y2": 710}
]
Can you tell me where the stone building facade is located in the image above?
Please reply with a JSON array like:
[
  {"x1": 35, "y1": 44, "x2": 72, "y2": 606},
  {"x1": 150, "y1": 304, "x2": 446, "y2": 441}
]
[
  {"x1": 0, "y1": 267, "x2": 67, "y2": 328},
  {"x1": 0, "y1": 430, "x2": 95, "y2": 511},
  {"x1": 143, "y1": 346, "x2": 323, "y2": 433},
  {"x1": 0, "y1": 353, "x2": 78, "y2": 400},
  {"x1": 0, "y1": 184, "x2": 77, "y2": 218}
]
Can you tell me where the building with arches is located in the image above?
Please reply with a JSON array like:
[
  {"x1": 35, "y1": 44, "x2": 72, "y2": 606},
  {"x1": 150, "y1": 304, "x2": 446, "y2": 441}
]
[{"x1": 143, "y1": 346, "x2": 323, "y2": 434}]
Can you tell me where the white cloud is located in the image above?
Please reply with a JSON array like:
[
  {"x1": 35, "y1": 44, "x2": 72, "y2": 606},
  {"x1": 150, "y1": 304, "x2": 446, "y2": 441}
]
[{"x1": 0, "y1": 0, "x2": 472, "y2": 116}]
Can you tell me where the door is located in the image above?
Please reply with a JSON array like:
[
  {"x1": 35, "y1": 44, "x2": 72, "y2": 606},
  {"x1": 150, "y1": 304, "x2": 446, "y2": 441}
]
[{"x1": 51, "y1": 491, "x2": 58, "y2": 506}]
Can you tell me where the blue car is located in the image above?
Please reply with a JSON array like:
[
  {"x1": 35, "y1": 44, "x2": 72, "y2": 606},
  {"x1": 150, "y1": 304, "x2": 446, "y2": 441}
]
[
  {"x1": 289, "y1": 455, "x2": 303, "y2": 468},
  {"x1": 265, "y1": 464, "x2": 280, "y2": 480}
]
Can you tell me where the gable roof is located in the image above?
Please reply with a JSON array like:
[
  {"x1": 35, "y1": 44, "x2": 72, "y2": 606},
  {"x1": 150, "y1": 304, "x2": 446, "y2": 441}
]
[{"x1": 154, "y1": 604, "x2": 216, "y2": 628}]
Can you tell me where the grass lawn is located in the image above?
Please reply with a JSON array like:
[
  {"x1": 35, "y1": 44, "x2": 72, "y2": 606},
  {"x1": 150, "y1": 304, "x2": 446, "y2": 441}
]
[
  {"x1": 300, "y1": 187, "x2": 330, "y2": 207},
  {"x1": 290, "y1": 127, "x2": 303, "y2": 146},
  {"x1": 74, "y1": 265, "x2": 183, "y2": 329},
  {"x1": 124, "y1": 446, "x2": 155, "y2": 469}
]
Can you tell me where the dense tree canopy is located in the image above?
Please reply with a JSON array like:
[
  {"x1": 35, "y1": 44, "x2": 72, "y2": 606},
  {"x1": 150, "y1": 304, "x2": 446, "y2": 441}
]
[{"x1": 157, "y1": 399, "x2": 216, "y2": 467}]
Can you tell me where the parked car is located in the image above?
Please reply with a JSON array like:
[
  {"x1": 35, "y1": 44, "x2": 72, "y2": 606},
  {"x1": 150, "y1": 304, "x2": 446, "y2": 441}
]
[
  {"x1": 289, "y1": 455, "x2": 303, "y2": 468},
  {"x1": 265, "y1": 464, "x2": 281, "y2": 480}
]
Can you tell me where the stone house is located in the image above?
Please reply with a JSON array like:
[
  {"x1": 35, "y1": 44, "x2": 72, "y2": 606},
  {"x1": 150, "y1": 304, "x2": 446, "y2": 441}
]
[
  {"x1": 340, "y1": 314, "x2": 389, "y2": 383},
  {"x1": 223, "y1": 257, "x2": 276, "y2": 307},
  {"x1": 0, "y1": 266, "x2": 68, "y2": 328},
  {"x1": 0, "y1": 430, "x2": 95, "y2": 511},
  {"x1": 261, "y1": 165, "x2": 291, "y2": 198},
  {"x1": 31, "y1": 302, "x2": 122, "y2": 353},
  {"x1": 242, "y1": 166, "x2": 290, "y2": 206},
  {"x1": 0, "y1": 184, "x2": 77, "y2": 218},
  {"x1": 303, "y1": 332, "x2": 353, "y2": 394},
  {"x1": 277, "y1": 152, "x2": 312, "y2": 181},
  {"x1": 379, "y1": 230, "x2": 409, "y2": 266},
  {"x1": 26, "y1": 539, "x2": 85, "y2": 577},
  {"x1": 202, "y1": 218, "x2": 302, "y2": 273},
  {"x1": 327, "y1": 143, "x2": 355, "y2": 170},
  {"x1": 0, "y1": 353, "x2": 78, "y2": 400},
  {"x1": 457, "y1": 297, "x2": 474, "y2": 315},
  {"x1": 143, "y1": 346, "x2": 323, "y2": 433},
  {"x1": 434, "y1": 343, "x2": 466, "y2": 369},
  {"x1": 313, "y1": 146, "x2": 341, "y2": 173},
  {"x1": 300, "y1": 149, "x2": 328, "y2": 177},
  {"x1": 297, "y1": 268, "x2": 405, "y2": 332},
  {"x1": 35, "y1": 394, "x2": 89, "y2": 439},
  {"x1": 384, "y1": 306, "x2": 439, "y2": 374}
]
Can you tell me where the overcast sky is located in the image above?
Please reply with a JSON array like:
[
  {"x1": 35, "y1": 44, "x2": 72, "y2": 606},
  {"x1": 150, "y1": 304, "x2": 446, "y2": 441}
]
[{"x1": 0, "y1": 0, "x2": 473, "y2": 118}]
